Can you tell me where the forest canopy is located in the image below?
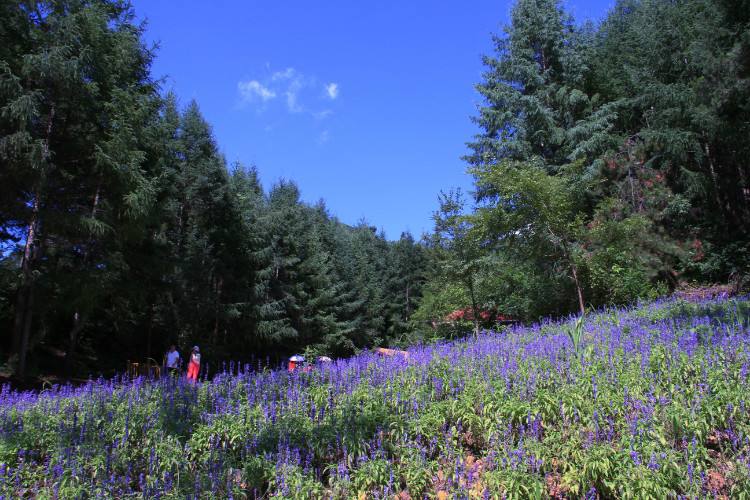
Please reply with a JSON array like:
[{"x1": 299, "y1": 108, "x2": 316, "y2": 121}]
[{"x1": 420, "y1": 0, "x2": 749, "y2": 325}]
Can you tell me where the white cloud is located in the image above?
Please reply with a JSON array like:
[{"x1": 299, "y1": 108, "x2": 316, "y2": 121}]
[
  {"x1": 285, "y1": 78, "x2": 305, "y2": 113},
  {"x1": 237, "y1": 68, "x2": 339, "y2": 116},
  {"x1": 325, "y1": 83, "x2": 339, "y2": 100},
  {"x1": 318, "y1": 130, "x2": 330, "y2": 144},
  {"x1": 267, "y1": 67, "x2": 306, "y2": 112},
  {"x1": 237, "y1": 80, "x2": 276, "y2": 103},
  {"x1": 271, "y1": 67, "x2": 297, "y2": 82}
]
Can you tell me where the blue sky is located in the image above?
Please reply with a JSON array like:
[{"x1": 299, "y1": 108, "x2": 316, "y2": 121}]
[{"x1": 131, "y1": 0, "x2": 613, "y2": 239}]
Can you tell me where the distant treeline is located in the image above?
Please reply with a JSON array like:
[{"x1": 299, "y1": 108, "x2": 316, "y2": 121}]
[{"x1": 1, "y1": 0, "x2": 749, "y2": 379}]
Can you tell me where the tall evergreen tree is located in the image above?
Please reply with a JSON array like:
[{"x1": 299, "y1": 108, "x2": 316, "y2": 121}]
[
  {"x1": 466, "y1": 0, "x2": 591, "y2": 175},
  {"x1": 0, "y1": 0, "x2": 159, "y2": 377},
  {"x1": 589, "y1": 0, "x2": 750, "y2": 278}
]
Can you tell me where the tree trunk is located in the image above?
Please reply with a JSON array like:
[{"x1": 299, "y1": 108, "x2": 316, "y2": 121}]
[
  {"x1": 64, "y1": 312, "x2": 86, "y2": 375},
  {"x1": 703, "y1": 142, "x2": 724, "y2": 212},
  {"x1": 738, "y1": 164, "x2": 749, "y2": 217},
  {"x1": 13, "y1": 279, "x2": 35, "y2": 379},
  {"x1": 65, "y1": 178, "x2": 102, "y2": 376},
  {"x1": 213, "y1": 277, "x2": 223, "y2": 345},
  {"x1": 556, "y1": 237, "x2": 586, "y2": 317},
  {"x1": 404, "y1": 283, "x2": 410, "y2": 322},
  {"x1": 12, "y1": 205, "x2": 38, "y2": 358},
  {"x1": 12, "y1": 105, "x2": 54, "y2": 378},
  {"x1": 13, "y1": 187, "x2": 41, "y2": 379},
  {"x1": 467, "y1": 276, "x2": 480, "y2": 337},
  {"x1": 627, "y1": 166, "x2": 639, "y2": 212},
  {"x1": 12, "y1": 283, "x2": 28, "y2": 357},
  {"x1": 570, "y1": 262, "x2": 585, "y2": 316},
  {"x1": 146, "y1": 305, "x2": 153, "y2": 361}
]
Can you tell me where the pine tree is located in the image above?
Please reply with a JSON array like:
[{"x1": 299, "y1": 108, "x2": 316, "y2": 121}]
[
  {"x1": 160, "y1": 101, "x2": 244, "y2": 353},
  {"x1": 590, "y1": 0, "x2": 750, "y2": 277},
  {"x1": 0, "y1": 0, "x2": 159, "y2": 377},
  {"x1": 466, "y1": 0, "x2": 591, "y2": 175}
]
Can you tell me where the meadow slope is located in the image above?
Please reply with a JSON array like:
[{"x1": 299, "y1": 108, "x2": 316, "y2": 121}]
[{"x1": 1, "y1": 296, "x2": 750, "y2": 498}]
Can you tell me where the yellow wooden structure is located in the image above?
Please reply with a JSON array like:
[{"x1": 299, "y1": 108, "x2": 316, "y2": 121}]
[{"x1": 126, "y1": 357, "x2": 161, "y2": 379}]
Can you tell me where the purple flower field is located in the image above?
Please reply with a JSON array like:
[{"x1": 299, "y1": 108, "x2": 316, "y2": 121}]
[{"x1": 1, "y1": 295, "x2": 749, "y2": 498}]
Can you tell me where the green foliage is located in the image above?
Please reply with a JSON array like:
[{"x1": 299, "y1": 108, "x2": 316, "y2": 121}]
[
  {"x1": 567, "y1": 314, "x2": 584, "y2": 353},
  {"x1": 416, "y1": 0, "x2": 749, "y2": 329},
  {"x1": 426, "y1": 189, "x2": 490, "y2": 335},
  {"x1": 484, "y1": 469, "x2": 545, "y2": 499}
]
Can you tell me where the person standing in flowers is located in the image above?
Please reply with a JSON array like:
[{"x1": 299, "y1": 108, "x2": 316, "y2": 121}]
[
  {"x1": 288, "y1": 354, "x2": 304, "y2": 373},
  {"x1": 165, "y1": 344, "x2": 181, "y2": 376},
  {"x1": 186, "y1": 345, "x2": 201, "y2": 382}
]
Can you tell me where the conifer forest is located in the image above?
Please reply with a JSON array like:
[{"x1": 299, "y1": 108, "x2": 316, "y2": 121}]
[{"x1": 1, "y1": 0, "x2": 750, "y2": 497}]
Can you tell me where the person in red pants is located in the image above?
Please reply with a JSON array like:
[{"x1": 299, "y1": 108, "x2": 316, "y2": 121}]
[{"x1": 187, "y1": 345, "x2": 201, "y2": 382}]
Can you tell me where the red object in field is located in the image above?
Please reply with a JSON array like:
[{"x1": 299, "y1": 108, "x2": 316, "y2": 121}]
[
  {"x1": 375, "y1": 347, "x2": 409, "y2": 359},
  {"x1": 444, "y1": 307, "x2": 514, "y2": 323},
  {"x1": 288, "y1": 355, "x2": 305, "y2": 373},
  {"x1": 187, "y1": 361, "x2": 200, "y2": 382}
]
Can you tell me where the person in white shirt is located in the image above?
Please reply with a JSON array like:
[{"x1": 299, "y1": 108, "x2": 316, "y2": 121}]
[{"x1": 165, "y1": 345, "x2": 181, "y2": 376}]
